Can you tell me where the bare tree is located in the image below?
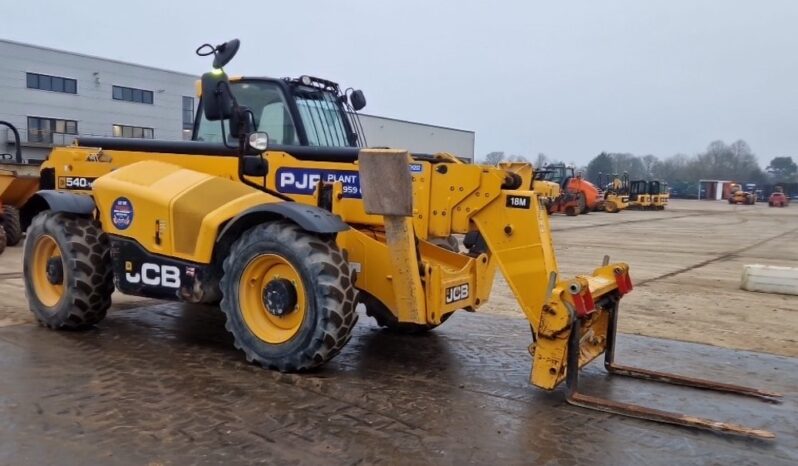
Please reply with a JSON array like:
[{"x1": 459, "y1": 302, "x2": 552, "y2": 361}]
[
  {"x1": 534, "y1": 153, "x2": 548, "y2": 169},
  {"x1": 483, "y1": 151, "x2": 505, "y2": 165},
  {"x1": 641, "y1": 154, "x2": 658, "y2": 177}
]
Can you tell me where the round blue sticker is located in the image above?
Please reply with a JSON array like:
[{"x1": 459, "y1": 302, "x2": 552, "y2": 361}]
[{"x1": 111, "y1": 197, "x2": 134, "y2": 230}]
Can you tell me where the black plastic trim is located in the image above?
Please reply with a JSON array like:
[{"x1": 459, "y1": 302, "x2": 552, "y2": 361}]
[{"x1": 217, "y1": 202, "x2": 348, "y2": 244}]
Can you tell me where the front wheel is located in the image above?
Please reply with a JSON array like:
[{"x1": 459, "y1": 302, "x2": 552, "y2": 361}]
[
  {"x1": 220, "y1": 221, "x2": 358, "y2": 371},
  {"x1": 23, "y1": 211, "x2": 114, "y2": 329}
]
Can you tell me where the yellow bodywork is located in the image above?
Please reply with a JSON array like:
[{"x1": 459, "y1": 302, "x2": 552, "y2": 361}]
[
  {"x1": 0, "y1": 169, "x2": 39, "y2": 207},
  {"x1": 630, "y1": 193, "x2": 652, "y2": 209},
  {"x1": 498, "y1": 161, "x2": 561, "y2": 203},
  {"x1": 40, "y1": 144, "x2": 630, "y2": 390},
  {"x1": 651, "y1": 193, "x2": 669, "y2": 209},
  {"x1": 603, "y1": 194, "x2": 629, "y2": 213}
]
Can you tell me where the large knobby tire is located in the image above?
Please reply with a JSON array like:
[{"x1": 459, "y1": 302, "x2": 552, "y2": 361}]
[
  {"x1": 2, "y1": 205, "x2": 22, "y2": 246},
  {"x1": 220, "y1": 221, "x2": 358, "y2": 371},
  {"x1": 23, "y1": 211, "x2": 114, "y2": 329},
  {"x1": 0, "y1": 225, "x2": 6, "y2": 255}
]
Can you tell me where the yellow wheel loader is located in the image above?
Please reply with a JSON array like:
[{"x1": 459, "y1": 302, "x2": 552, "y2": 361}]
[
  {"x1": 20, "y1": 39, "x2": 780, "y2": 439},
  {"x1": 728, "y1": 183, "x2": 757, "y2": 205}
]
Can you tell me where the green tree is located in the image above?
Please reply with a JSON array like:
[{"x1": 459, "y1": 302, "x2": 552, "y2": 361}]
[
  {"x1": 766, "y1": 156, "x2": 797, "y2": 181},
  {"x1": 586, "y1": 152, "x2": 614, "y2": 182}
]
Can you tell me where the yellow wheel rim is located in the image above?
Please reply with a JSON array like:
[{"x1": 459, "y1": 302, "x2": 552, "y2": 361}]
[
  {"x1": 239, "y1": 254, "x2": 306, "y2": 344},
  {"x1": 31, "y1": 235, "x2": 65, "y2": 308}
]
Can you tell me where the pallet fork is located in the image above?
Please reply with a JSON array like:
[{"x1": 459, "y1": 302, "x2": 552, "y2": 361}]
[{"x1": 562, "y1": 258, "x2": 781, "y2": 440}]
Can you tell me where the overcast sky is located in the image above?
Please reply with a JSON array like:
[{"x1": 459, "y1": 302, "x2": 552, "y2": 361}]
[{"x1": 3, "y1": 0, "x2": 797, "y2": 165}]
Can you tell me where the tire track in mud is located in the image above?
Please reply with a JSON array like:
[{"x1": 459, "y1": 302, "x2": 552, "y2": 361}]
[
  {"x1": 636, "y1": 226, "x2": 798, "y2": 286},
  {"x1": 550, "y1": 209, "x2": 739, "y2": 232}
]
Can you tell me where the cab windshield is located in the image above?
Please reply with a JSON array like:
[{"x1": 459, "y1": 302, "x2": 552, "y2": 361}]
[
  {"x1": 195, "y1": 80, "x2": 352, "y2": 147},
  {"x1": 293, "y1": 86, "x2": 350, "y2": 147}
]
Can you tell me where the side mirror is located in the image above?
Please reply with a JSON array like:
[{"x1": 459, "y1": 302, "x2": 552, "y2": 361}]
[
  {"x1": 350, "y1": 90, "x2": 366, "y2": 111},
  {"x1": 213, "y1": 39, "x2": 240, "y2": 69},
  {"x1": 242, "y1": 155, "x2": 268, "y2": 177},
  {"x1": 201, "y1": 70, "x2": 234, "y2": 121}
]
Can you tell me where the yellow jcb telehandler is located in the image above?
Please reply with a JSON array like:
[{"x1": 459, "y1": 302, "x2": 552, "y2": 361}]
[{"x1": 19, "y1": 39, "x2": 780, "y2": 439}]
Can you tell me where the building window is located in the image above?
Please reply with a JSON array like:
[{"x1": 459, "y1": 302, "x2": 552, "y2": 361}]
[
  {"x1": 112, "y1": 124, "x2": 154, "y2": 139},
  {"x1": 112, "y1": 85, "x2": 154, "y2": 104},
  {"x1": 27, "y1": 116, "x2": 78, "y2": 143},
  {"x1": 26, "y1": 72, "x2": 77, "y2": 94},
  {"x1": 182, "y1": 96, "x2": 195, "y2": 130}
]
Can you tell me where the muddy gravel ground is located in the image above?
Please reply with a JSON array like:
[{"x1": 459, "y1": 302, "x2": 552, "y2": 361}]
[
  {"x1": 0, "y1": 199, "x2": 796, "y2": 465},
  {"x1": 480, "y1": 199, "x2": 798, "y2": 357}
]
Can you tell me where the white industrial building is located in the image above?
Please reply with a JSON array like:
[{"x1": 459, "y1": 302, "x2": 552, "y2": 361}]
[
  {"x1": 357, "y1": 114, "x2": 474, "y2": 160},
  {"x1": 0, "y1": 38, "x2": 474, "y2": 162}
]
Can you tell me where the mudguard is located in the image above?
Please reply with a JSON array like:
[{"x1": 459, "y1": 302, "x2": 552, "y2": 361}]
[
  {"x1": 217, "y1": 202, "x2": 348, "y2": 245},
  {"x1": 21, "y1": 190, "x2": 95, "y2": 228}
]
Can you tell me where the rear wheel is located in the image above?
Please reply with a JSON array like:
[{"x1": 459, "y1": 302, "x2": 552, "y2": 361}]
[
  {"x1": 2, "y1": 206, "x2": 22, "y2": 246},
  {"x1": 23, "y1": 211, "x2": 114, "y2": 329},
  {"x1": 220, "y1": 221, "x2": 358, "y2": 371}
]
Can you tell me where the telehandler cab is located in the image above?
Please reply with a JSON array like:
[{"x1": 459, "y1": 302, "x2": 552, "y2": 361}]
[{"x1": 21, "y1": 39, "x2": 780, "y2": 439}]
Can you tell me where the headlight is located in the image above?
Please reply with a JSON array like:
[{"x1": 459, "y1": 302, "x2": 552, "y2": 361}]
[{"x1": 248, "y1": 132, "x2": 269, "y2": 151}]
